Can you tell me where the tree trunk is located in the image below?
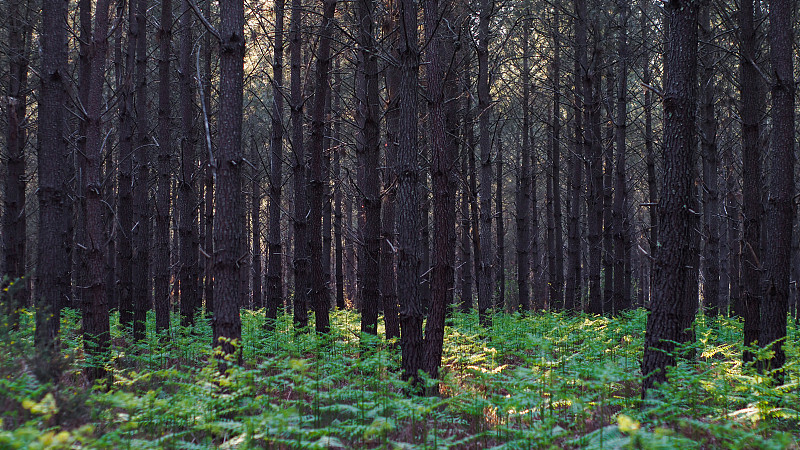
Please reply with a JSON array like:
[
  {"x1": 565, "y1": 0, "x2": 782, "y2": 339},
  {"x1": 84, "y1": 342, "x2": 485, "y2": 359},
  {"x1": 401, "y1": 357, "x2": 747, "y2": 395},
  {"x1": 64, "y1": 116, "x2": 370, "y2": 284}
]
[
  {"x1": 251, "y1": 140, "x2": 262, "y2": 310},
  {"x1": 739, "y1": 0, "x2": 764, "y2": 361},
  {"x1": 356, "y1": 0, "x2": 380, "y2": 336},
  {"x1": 83, "y1": 0, "x2": 114, "y2": 380},
  {"x1": 308, "y1": 0, "x2": 337, "y2": 334},
  {"x1": 495, "y1": 132, "x2": 505, "y2": 310},
  {"x1": 397, "y1": 0, "x2": 422, "y2": 383},
  {"x1": 603, "y1": 72, "x2": 614, "y2": 315},
  {"x1": 641, "y1": 0, "x2": 657, "y2": 307},
  {"x1": 759, "y1": 0, "x2": 795, "y2": 379},
  {"x1": 642, "y1": 0, "x2": 699, "y2": 395},
  {"x1": 477, "y1": 0, "x2": 494, "y2": 324},
  {"x1": 155, "y1": 0, "x2": 173, "y2": 333},
  {"x1": 550, "y1": 13, "x2": 564, "y2": 310},
  {"x1": 3, "y1": 0, "x2": 31, "y2": 329},
  {"x1": 332, "y1": 63, "x2": 346, "y2": 311},
  {"x1": 613, "y1": 0, "x2": 630, "y2": 312},
  {"x1": 517, "y1": 17, "x2": 531, "y2": 312},
  {"x1": 132, "y1": 0, "x2": 151, "y2": 341}
]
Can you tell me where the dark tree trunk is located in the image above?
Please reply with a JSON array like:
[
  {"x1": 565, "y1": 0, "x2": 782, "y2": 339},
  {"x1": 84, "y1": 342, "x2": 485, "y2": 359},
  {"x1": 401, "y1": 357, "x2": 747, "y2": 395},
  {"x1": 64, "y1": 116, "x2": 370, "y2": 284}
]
[
  {"x1": 35, "y1": 0, "x2": 71, "y2": 365},
  {"x1": 517, "y1": 17, "x2": 531, "y2": 312},
  {"x1": 202, "y1": 0, "x2": 214, "y2": 316},
  {"x1": 381, "y1": 8, "x2": 401, "y2": 339},
  {"x1": 641, "y1": 0, "x2": 657, "y2": 306},
  {"x1": 3, "y1": 0, "x2": 31, "y2": 328},
  {"x1": 531, "y1": 137, "x2": 544, "y2": 310},
  {"x1": 178, "y1": 0, "x2": 199, "y2": 326},
  {"x1": 642, "y1": 0, "x2": 699, "y2": 395},
  {"x1": 699, "y1": 4, "x2": 720, "y2": 316},
  {"x1": 132, "y1": 0, "x2": 151, "y2": 341},
  {"x1": 118, "y1": 0, "x2": 135, "y2": 329},
  {"x1": 460, "y1": 147, "x2": 473, "y2": 312},
  {"x1": 266, "y1": 0, "x2": 285, "y2": 328},
  {"x1": 83, "y1": 0, "x2": 114, "y2": 381},
  {"x1": 290, "y1": 0, "x2": 308, "y2": 329},
  {"x1": 565, "y1": 66, "x2": 583, "y2": 312},
  {"x1": 477, "y1": 0, "x2": 494, "y2": 324},
  {"x1": 397, "y1": 0, "x2": 423, "y2": 383},
  {"x1": 465, "y1": 50, "x2": 482, "y2": 314},
  {"x1": 332, "y1": 64, "x2": 346, "y2": 311},
  {"x1": 550, "y1": 13, "x2": 564, "y2": 310},
  {"x1": 495, "y1": 133, "x2": 505, "y2": 310},
  {"x1": 759, "y1": 0, "x2": 795, "y2": 379},
  {"x1": 585, "y1": 28, "x2": 603, "y2": 316},
  {"x1": 356, "y1": 0, "x2": 380, "y2": 336},
  {"x1": 75, "y1": 0, "x2": 91, "y2": 317},
  {"x1": 251, "y1": 141, "x2": 262, "y2": 310},
  {"x1": 307, "y1": 0, "x2": 337, "y2": 334},
  {"x1": 423, "y1": 0, "x2": 458, "y2": 379},
  {"x1": 155, "y1": 0, "x2": 173, "y2": 333},
  {"x1": 739, "y1": 0, "x2": 764, "y2": 361},
  {"x1": 613, "y1": 0, "x2": 630, "y2": 312},
  {"x1": 602, "y1": 72, "x2": 614, "y2": 315}
]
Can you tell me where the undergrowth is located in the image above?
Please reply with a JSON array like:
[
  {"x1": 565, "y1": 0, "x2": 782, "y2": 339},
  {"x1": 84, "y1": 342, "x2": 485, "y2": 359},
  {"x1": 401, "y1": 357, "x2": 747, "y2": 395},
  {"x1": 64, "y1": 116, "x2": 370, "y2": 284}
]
[{"x1": 0, "y1": 306, "x2": 798, "y2": 449}]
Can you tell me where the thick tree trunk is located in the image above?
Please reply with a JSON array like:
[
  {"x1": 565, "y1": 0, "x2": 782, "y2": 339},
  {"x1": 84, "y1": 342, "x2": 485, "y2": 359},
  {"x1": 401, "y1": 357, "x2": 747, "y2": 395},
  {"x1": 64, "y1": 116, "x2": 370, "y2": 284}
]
[
  {"x1": 118, "y1": 0, "x2": 135, "y2": 329},
  {"x1": 602, "y1": 72, "x2": 614, "y2": 314},
  {"x1": 585, "y1": 30, "x2": 603, "y2": 315},
  {"x1": 3, "y1": 0, "x2": 31, "y2": 328},
  {"x1": 397, "y1": 0, "x2": 422, "y2": 383},
  {"x1": 477, "y1": 0, "x2": 494, "y2": 324},
  {"x1": 760, "y1": 0, "x2": 795, "y2": 379},
  {"x1": 307, "y1": 0, "x2": 337, "y2": 334},
  {"x1": 290, "y1": 0, "x2": 309, "y2": 329},
  {"x1": 739, "y1": 0, "x2": 764, "y2": 361},
  {"x1": 642, "y1": 0, "x2": 699, "y2": 395},
  {"x1": 356, "y1": 0, "x2": 380, "y2": 336},
  {"x1": 155, "y1": 0, "x2": 173, "y2": 333}
]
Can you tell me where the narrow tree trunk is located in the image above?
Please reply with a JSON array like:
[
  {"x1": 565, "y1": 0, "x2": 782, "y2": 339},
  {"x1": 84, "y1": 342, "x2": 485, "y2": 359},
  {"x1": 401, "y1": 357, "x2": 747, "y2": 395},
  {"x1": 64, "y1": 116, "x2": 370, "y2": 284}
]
[
  {"x1": 602, "y1": 72, "x2": 614, "y2": 314},
  {"x1": 3, "y1": 0, "x2": 31, "y2": 328},
  {"x1": 550, "y1": 14, "x2": 564, "y2": 309},
  {"x1": 83, "y1": 0, "x2": 114, "y2": 380},
  {"x1": 132, "y1": 0, "x2": 151, "y2": 341},
  {"x1": 477, "y1": 0, "x2": 494, "y2": 324},
  {"x1": 118, "y1": 0, "x2": 135, "y2": 329},
  {"x1": 759, "y1": 0, "x2": 795, "y2": 379},
  {"x1": 531, "y1": 139, "x2": 544, "y2": 309},
  {"x1": 213, "y1": 0, "x2": 245, "y2": 361},
  {"x1": 613, "y1": 0, "x2": 630, "y2": 312},
  {"x1": 642, "y1": 0, "x2": 699, "y2": 395},
  {"x1": 307, "y1": 0, "x2": 337, "y2": 334},
  {"x1": 641, "y1": 0, "x2": 657, "y2": 306},
  {"x1": 495, "y1": 133, "x2": 505, "y2": 310},
  {"x1": 699, "y1": 4, "x2": 720, "y2": 316},
  {"x1": 202, "y1": 0, "x2": 214, "y2": 316},
  {"x1": 517, "y1": 17, "x2": 531, "y2": 312},
  {"x1": 154, "y1": 0, "x2": 173, "y2": 333},
  {"x1": 585, "y1": 28, "x2": 603, "y2": 315},
  {"x1": 332, "y1": 63, "x2": 346, "y2": 311},
  {"x1": 251, "y1": 140, "x2": 262, "y2": 310},
  {"x1": 178, "y1": 0, "x2": 199, "y2": 326}
]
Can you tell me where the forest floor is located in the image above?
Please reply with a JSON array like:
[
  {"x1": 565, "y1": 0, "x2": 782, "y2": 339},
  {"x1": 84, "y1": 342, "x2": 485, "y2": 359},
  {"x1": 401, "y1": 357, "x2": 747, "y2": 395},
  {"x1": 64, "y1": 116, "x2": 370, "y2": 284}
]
[{"x1": 1, "y1": 305, "x2": 798, "y2": 449}]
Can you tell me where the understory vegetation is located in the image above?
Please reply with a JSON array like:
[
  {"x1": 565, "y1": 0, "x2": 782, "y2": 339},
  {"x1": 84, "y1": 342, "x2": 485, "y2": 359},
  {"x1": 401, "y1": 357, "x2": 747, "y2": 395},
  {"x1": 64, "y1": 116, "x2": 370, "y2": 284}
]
[{"x1": 1, "y1": 308, "x2": 798, "y2": 449}]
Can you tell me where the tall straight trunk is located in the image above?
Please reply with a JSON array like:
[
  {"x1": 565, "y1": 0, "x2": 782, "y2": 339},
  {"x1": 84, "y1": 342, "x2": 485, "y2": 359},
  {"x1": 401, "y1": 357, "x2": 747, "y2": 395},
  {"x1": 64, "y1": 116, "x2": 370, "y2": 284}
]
[
  {"x1": 3, "y1": 0, "x2": 31, "y2": 328},
  {"x1": 460, "y1": 147, "x2": 473, "y2": 312},
  {"x1": 613, "y1": 0, "x2": 630, "y2": 312},
  {"x1": 290, "y1": 0, "x2": 308, "y2": 329},
  {"x1": 550, "y1": 14, "x2": 564, "y2": 309},
  {"x1": 760, "y1": 0, "x2": 795, "y2": 378},
  {"x1": 397, "y1": 0, "x2": 422, "y2": 382},
  {"x1": 642, "y1": 0, "x2": 699, "y2": 394},
  {"x1": 467, "y1": 72, "x2": 482, "y2": 315},
  {"x1": 495, "y1": 133, "x2": 505, "y2": 310},
  {"x1": 154, "y1": 0, "x2": 173, "y2": 332},
  {"x1": 333, "y1": 63, "x2": 346, "y2": 310},
  {"x1": 531, "y1": 140, "x2": 544, "y2": 309},
  {"x1": 602, "y1": 73, "x2": 614, "y2": 314},
  {"x1": 132, "y1": 0, "x2": 151, "y2": 341},
  {"x1": 585, "y1": 26, "x2": 603, "y2": 315},
  {"x1": 517, "y1": 18, "x2": 531, "y2": 312},
  {"x1": 308, "y1": 0, "x2": 337, "y2": 334},
  {"x1": 118, "y1": 0, "x2": 135, "y2": 329},
  {"x1": 356, "y1": 0, "x2": 380, "y2": 336},
  {"x1": 725, "y1": 120, "x2": 740, "y2": 315},
  {"x1": 739, "y1": 0, "x2": 764, "y2": 360},
  {"x1": 322, "y1": 89, "x2": 333, "y2": 310},
  {"x1": 381, "y1": 9, "x2": 400, "y2": 338},
  {"x1": 477, "y1": 0, "x2": 494, "y2": 324},
  {"x1": 641, "y1": 0, "x2": 657, "y2": 305},
  {"x1": 178, "y1": 0, "x2": 199, "y2": 326},
  {"x1": 266, "y1": 0, "x2": 285, "y2": 327},
  {"x1": 202, "y1": 0, "x2": 214, "y2": 315},
  {"x1": 35, "y1": 0, "x2": 71, "y2": 363},
  {"x1": 213, "y1": 0, "x2": 245, "y2": 360},
  {"x1": 83, "y1": 0, "x2": 114, "y2": 380},
  {"x1": 422, "y1": 0, "x2": 457, "y2": 378},
  {"x1": 251, "y1": 142, "x2": 262, "y2": 310},
  {"x1": 699, "y1": 4, "x2": 720, "y2": 316},
  {"x1": 75, "y1": 0, "x2": 91, "y2": 314},
  {"x1": 565, "y1": 0, "x2": 586, "y2": 313}
]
